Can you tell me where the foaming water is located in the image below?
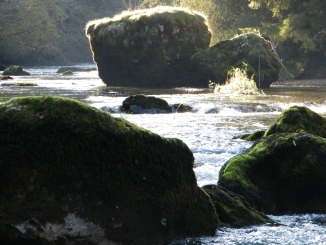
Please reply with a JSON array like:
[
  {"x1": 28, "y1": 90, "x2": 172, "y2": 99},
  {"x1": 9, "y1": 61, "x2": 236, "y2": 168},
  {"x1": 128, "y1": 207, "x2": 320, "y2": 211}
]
[
  {"x1": 170, "y1": 214, "x2": 326, "y2": 245},
  {"x1": 2, "y1": 65, "x2": 326, "y2": 244}
]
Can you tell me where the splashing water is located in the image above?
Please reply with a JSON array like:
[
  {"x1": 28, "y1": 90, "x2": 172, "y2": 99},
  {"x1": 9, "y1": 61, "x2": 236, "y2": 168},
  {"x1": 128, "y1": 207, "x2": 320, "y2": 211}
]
[{"x1": 213, "y1": 67, "x2": 264, "y2": 95}]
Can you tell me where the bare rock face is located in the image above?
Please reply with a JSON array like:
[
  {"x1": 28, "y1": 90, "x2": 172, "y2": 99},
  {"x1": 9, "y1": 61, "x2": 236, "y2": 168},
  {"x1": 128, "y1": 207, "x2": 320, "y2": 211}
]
[
  {"x1": 0, "y1": 96, "x2": 218, "y2": 245},
  {"x1": 86, "y1": 6, "x2": 211, "y2": 88}
]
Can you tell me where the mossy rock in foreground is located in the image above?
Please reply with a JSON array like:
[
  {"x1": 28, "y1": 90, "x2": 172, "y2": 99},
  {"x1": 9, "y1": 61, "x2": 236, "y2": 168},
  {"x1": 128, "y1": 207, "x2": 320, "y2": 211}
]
[
  {"x1": 86, "y1": 6, "x2": 211, "y2": 88},
  {"x1": 2, "y1": 65, "x2": 30, "y2": 76},
  {"x1": 219, "y1": 132, "x2": 326, "y2": 214},
  {"x1": 242, "y1": 106, "x2": 326, "y2": 142},
  {"x1": 0, "y1": 96, "x2": 218, "y2": 245},
  {"x1": 265, "y1": 106, "x2": 326, "y2": 137},
  {"x1": 202, "y1": 185, "x2": 272, "y2": 227},
  {"x1": 192, "y1": 33, "x2": 279, "y2": 88}
]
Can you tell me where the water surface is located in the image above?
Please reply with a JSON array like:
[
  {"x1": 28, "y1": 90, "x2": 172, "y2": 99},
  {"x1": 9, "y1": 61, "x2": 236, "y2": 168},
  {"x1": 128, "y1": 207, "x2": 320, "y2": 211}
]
[{"x1": 2, "y1": 65, "x2": 326, "y2": 244}]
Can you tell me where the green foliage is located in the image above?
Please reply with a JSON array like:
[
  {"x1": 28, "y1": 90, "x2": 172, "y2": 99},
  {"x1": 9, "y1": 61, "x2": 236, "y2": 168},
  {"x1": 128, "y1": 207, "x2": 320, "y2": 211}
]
[
  {"x1": 0, "y1": 0, "x2": 125, "y2": 65},
  {"x1": 203, "y1": 185, "x2": 272, "y2": 227},
  {"x1": 250, "y1": 0, "x2": 326, "y2": 52}
]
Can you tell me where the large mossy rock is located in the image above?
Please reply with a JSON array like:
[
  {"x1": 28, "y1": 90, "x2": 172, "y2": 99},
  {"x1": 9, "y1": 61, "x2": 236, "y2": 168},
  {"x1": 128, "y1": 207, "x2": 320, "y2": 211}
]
[
  {"x1": 86, "y1": 6, "x2": 211, "y2": 88},
  {"x1": 192, "y1": 33, "x2": 280, "y2": 88},
  {"x1": 202, "y1": 185, "x2": 271, "y2": 227},
  {"x1": 265, "y1": 106, "x2": 326, "y2": 137},
  {"x1": 0, "y1": 96, "x2": 218, "y2": 245},
  {"x1": 219, "y1": 106, "x2": 326, "y2": 214},
  {"x1": 2, "y1": 65, "x2": 30, "y2": 76},
  {"x1": 241, "y1": 106, "x2": 326, "y2": 142}
]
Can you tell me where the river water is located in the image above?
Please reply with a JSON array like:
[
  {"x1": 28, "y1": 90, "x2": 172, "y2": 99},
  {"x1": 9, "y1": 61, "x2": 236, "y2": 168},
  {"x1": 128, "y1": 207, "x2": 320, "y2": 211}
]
[{"x1": 1, "y1": 65, "x2": 326, "y2": 244}]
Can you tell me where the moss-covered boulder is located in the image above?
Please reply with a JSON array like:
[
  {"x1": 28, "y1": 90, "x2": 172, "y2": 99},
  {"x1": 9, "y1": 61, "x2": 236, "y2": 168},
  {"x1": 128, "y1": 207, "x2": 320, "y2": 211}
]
[
  {"x1": 265, "y1": 106, "x2": 326, "y2": 137},
  {"x1": 192, "y1": 33, "x2": 280, "y2": 88},
  {"x1": 202, "y1": 185, "x2": 271, "y2": 227},
  {"x1": 0, "y1": 96, "x2": 218, "y2": 245},
  {"x1": 86, "y1": 6, "x2": 211, "y2": 88},
  {"x1": 219, "y1": 106, "x2": 326, "y2": 214},
  {"x1": 219, "y1": 133, "x2": 326, "y2": 214},
  {"x1": 2, "y1": 65, "x2": 30, "y2": 76},
  {"x1": 122, "y1": 94, "x2": 172, "y2": 113},
  {"x1": 241, "y1": 106, "x2": 326, "y2": 142}
]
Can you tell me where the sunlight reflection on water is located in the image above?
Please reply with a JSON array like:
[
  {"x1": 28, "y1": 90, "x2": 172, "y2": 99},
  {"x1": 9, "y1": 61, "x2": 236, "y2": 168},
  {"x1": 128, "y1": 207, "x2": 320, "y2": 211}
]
[{"x1": 2, "y1": 66, "x2": 326, "y2": 245}]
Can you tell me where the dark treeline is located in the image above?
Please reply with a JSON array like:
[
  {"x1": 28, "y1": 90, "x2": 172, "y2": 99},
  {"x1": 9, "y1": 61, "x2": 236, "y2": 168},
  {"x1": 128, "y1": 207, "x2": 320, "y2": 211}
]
[
  {"x1": 0, "y1": 0, "x2": 325, "y2": 78},
  {"x1": 0, "y1": 0, "x2": 125, "y2": 65}
]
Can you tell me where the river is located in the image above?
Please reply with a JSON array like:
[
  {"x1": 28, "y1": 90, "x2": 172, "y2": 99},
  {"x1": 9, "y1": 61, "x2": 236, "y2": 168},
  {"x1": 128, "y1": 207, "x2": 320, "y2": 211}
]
[{"x1": 1, "y1": 65, "x2": 326, "y2": 244}]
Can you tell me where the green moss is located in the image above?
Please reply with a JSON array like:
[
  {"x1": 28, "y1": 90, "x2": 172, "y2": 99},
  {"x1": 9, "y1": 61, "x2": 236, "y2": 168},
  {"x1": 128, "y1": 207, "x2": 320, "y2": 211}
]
[
  {"x1": 16, "y1": 82, "x2": 38, "y2": 86},
  {"x1": 241, "y1": 106, "x2": 326, "y2": 142},
  {"x1": 85, "y1": 6, "x2": 211, "y2": 88},
  {"x1": 2, "y1": 65, "x2": 30, "y2": 76},
  {"x1": 0, "y1": 96, "x2": 218, "y2": 243},
  {"x1": 239, "y1": 130, "x2": 265, "y2": 141},
  {"x1": 0, "y1": 75, "x2": 13, "y2": 80},
  {"x1": 265, "y1": 106, "x2": 326, "y2": 137},
  {"x1": 219, "y1": 132, "x2": 326, "y2": 214},
  {"x1": 203, "y1": 185, "x2": 271, "y2": 227}
]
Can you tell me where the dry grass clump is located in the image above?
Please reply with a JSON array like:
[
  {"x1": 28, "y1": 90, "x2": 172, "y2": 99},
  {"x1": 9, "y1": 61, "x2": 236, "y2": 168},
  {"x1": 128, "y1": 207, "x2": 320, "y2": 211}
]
[{"x1": 214, "y1": 67, "x2": 264, "y2": 95}]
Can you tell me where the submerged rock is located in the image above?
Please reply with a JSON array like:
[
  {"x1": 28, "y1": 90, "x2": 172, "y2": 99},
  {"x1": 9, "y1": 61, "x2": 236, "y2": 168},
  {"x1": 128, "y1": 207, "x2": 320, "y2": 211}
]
[
  {"x1": 0, "y1": 75, "x2": 13, "y2": 80},
  {"x1": 122, "y1": 94, "x2": 172, "y2": 113},
  {"x1": 2, "y1": 65, "x2": 30, "y2": 76},
  {"x1": 1, "y1": 82, "x2": 38, "y2": 86},
  {"x1": 202, "y1": 185, "x2": 271, "y2": 227},
  {"x1": 0, "y1": 96, "x2": 218, "y2": 245},
  {"x1": 219, "y1": 106, "x2": 326, "y2": 214},
  {"x1": 171, "y1": 103, "x2": 194, "y2": 113},
  {"x1": 61, "y1": 70, "x2": 74, "y2": 76},
  {"x1": 192, "y1": 33, "x2": 280, "y2": 88},
  {"x1": 86, "y1": 6, "x2": 211, "y2": 88},
  {"x1": 57, "y1": 67, "x2": 96, "y2": 73}
]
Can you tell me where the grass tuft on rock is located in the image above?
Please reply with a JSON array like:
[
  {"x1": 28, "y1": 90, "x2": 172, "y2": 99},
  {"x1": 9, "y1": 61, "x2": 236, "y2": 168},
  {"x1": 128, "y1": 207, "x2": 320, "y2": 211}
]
[{"x1": 213, "y1": 67, "x2": 264, "y2": 95}]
